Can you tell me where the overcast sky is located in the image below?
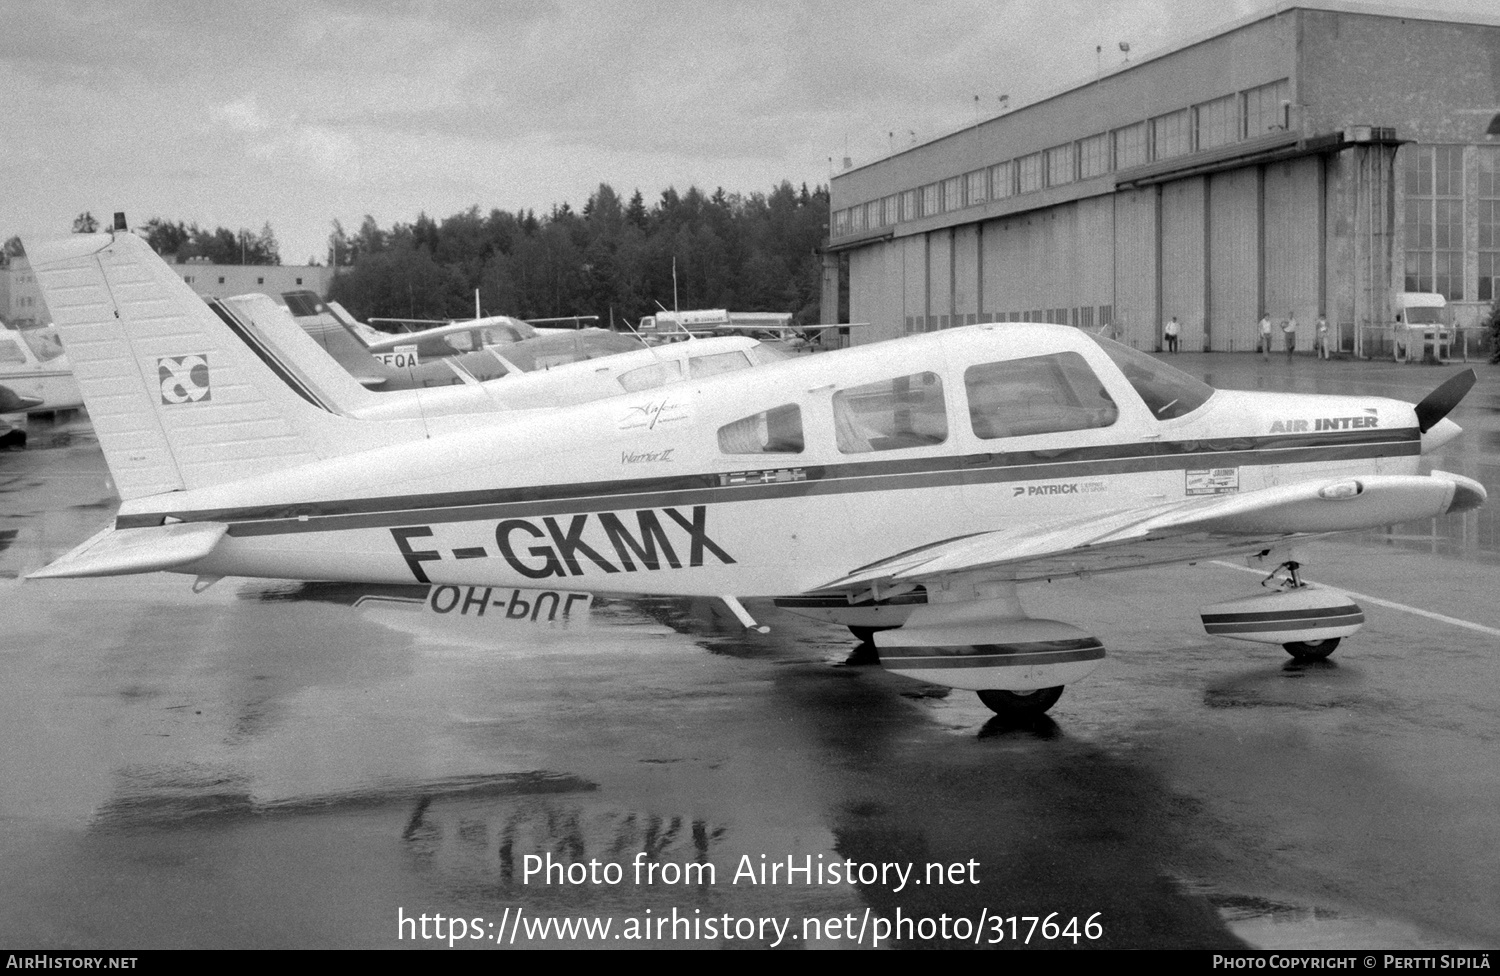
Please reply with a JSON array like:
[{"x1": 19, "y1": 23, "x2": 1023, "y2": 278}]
[{"x1": 2, "y1": 0, "x2": 1493, "y2": 265}]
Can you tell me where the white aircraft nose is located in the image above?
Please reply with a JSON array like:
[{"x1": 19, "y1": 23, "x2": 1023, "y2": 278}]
[{"x1": 1421, "y1": 417, "x2": 1463, "y2": 454}]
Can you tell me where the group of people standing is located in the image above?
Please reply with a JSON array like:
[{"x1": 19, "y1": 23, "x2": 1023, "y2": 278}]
[{"x1": 1160, "y1": 313, "x2": 1330, "y2": 358}]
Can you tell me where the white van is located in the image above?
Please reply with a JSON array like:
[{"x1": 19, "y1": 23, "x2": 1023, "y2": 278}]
[{"x1": 1393, "y1": 292, "x2": 1450, "y2": 362}]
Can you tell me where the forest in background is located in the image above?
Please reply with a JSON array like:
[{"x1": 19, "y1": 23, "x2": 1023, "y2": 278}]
[{"x1": 43, "y1": 181, "x2": 831, "y2": 328}]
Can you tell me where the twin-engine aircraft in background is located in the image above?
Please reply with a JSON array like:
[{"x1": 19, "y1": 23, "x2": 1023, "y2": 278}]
[{"x1": 24, "y1": 227, "x2": 1486, "y2": 719}]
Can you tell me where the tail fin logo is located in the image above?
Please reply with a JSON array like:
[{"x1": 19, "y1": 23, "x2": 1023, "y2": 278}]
[{"x1": 158, "y1": 355, "x2": 212, "y2": 404}]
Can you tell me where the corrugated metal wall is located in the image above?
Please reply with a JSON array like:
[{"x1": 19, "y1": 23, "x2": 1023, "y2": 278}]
[
  {"x1": 954, "y1": 225, "x2": 980, "y2": 324},
  {"x1": 1160, "y1": 177, "x2": 1208, "y2": 352},
  {"x1": 1113, "y1": 188, "x2": 1158, "y2": 348},
  {"x1": 902, "y1": 235, "x2": 927, "y2": 333},
  {"x1": 929, "y1": 229, "x2": 953, "y2": 329},
  {"x1": 1076, "y1": 198, "x2": 1116, "y2": 312},
  {"x1": 850, "y1": 157, "x2": 1324, "y2": 352},
  {"x1": 1208, "y1": 168, "x2": 1260, "y2": 351},
  {"x1": 1263, "y1": 157, "x2": 1323, "y2": 348},
  {"x1": 849, "y1": 241, "x2": 905, "y2": 342}
]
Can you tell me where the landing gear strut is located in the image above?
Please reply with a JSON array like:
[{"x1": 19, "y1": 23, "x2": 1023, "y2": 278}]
[
  {"x1": 976, "y1": 686, "x2": 1064, "y2": 717},
  {"x1": 1261, "y1": 561, "x2": 1343, "y2": 661}
]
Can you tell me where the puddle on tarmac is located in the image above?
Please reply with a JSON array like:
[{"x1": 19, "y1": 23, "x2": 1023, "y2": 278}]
[{"x1": 1171, "y1": 876, "x2": 1478, "y2": 950}]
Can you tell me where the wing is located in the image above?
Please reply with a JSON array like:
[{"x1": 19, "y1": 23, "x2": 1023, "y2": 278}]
[
  {"x1": 814, "y1": 471, "x2": 1483, "y2": 591},
  {"x1": 0, "y1": 384, "x2": 44, "y2": 412}
]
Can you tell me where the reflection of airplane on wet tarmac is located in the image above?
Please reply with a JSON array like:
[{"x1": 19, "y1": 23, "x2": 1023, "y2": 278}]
[
  {"x1": 218, "y1": 293, "x2": 783, "y2": 419},
  {"x1": 26, "y1": 228, "x2": 1487, "y2": 720}
]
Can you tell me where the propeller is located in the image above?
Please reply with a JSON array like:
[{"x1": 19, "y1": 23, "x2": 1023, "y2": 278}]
[{"x1": 1414, "y1": 369, "x2": 1476, "y2": 433}]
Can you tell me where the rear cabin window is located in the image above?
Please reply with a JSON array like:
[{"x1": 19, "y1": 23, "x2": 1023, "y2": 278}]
[
  {"x1": 833, "y1": 372, "x2": 948, "y2": 454},
  {"x1": 718, "y1": 404, "x2": 804, "y2": 454},
  {"x1": 965, "y1": 352, "x2": 1118, "y2": 439}
]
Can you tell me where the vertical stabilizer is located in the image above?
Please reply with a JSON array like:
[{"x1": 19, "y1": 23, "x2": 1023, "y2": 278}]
[{"x1": 26, "y1": 232, "x2": 368, "y2": 499}]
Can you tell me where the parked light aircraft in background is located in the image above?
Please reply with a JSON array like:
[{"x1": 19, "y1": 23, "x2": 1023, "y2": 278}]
[
  {"x1": 0, "y1": 323, "x2": 82, "y2": 412},
  {"x1": 24, "y1": 228, "x2": 1486, "y2": 719},
  {"x1": 219, "y1": 293, "x2": 784, "y2": 420},
  {"x1": 279, "y1": 292, "x2": 668, "y2": 390}
]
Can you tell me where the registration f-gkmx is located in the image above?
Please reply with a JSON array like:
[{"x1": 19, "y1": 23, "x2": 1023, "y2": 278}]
[{"x1": 26, "y1": 228, "x2": 1485, "y2": 718}]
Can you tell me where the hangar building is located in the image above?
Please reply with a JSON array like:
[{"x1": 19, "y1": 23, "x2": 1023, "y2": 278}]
[{"x1": 823, "y1": 1, "x2": 1500, "y2": 355}]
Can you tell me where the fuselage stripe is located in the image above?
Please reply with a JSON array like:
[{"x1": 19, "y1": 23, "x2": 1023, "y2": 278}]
[{"x1": 116, "y1": 428, "x2": 1420, "y2": 537}]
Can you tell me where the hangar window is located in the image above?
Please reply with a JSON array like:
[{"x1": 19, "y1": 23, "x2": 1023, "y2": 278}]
[
  {"x1": 989, "y1": 161, "x2": 1013, "y2": 199},
  {"x1": 718, "y1": 404, "x2": 804, "y2": 455},
  {"x1": 882, "y1": 195, "x2": 899, "y2": 226},
  {"x1": 1150, "y1": 110, "x2": 1189, "y2": 161},
  {"x1": 1017, "y1": 154, "x2": 1043, "y2": 194},
  {"x1": 1195, "y1": 95, "x2": 1237, "y2": 150},
  {"x1": 966, "y1": 169, "x2": 987, "y2": 206},
  {"x1": 942, "y1": 176, "x2": 963, "y2": 212},
  {"x1": 1045, "y1": 144, "x2": 1075, "y2": 186},
  {"x1": 900, "y1": 189, "x2": 918, "y2": 221},
  {"x1": 833, "y1": 372, "x2": 948, "y2": 453},
  {"x1": 1113, "y1": 123, "x2": 1146, "y2": 170},
  {"x1": 921, "y1": 183, "x2": 939, "y2": 217},
  {"x1": 1479, "y1": 149, "x2": 1500, "y2": 301},
  {"x1": 1243, "y1": 80, "x2": 1289, "y2": 137},
  {"x1": 1079, "y1": 134, "x2": 1109, "y2": 179},
  {"x1": 1404, "y1": 145, "x2": 1466, "y2": 300},
  {"x1": 966, "y1": 352, "x2": 1118, "y2": 439}
]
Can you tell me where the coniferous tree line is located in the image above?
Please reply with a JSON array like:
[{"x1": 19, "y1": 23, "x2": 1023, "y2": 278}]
[{"x1": 322, "y1": 181, "x2": 830, "y2": 327}]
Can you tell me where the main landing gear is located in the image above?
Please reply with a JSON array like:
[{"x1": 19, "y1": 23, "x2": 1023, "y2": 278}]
[
  {"x1": 976, "y1": 686, "x2": 1065, "y2": 717},
  {"x1": 1282, "y1": 637, "x2": 1340, "y2": 661},
  {"x1": 1199, "y1": 559, "x2": 1365, "y2": 661}
]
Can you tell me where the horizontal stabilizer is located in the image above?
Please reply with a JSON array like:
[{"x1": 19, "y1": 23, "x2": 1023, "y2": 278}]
[{"x1": 28, "y1": 522, "x2": 227, "y2": 579}]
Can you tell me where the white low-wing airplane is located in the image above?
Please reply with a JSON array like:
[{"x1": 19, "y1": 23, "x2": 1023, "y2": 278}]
[
  {"x1": 24, "y1": 229, "x2": 1486, "y2": 719},
  {"x1": 0, "y1": 324, "x2": 82, "y2": 412}
]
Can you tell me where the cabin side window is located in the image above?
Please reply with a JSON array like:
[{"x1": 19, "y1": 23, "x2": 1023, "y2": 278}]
[
  {"x1": 965, "y1": 352, "x2": 1118, "y2": 439},
  {"x1": 618, "y1": 360, "x2": 685, "y2": 393},
  {"x1": 832, "y1": 372, "x2": 948, "y2": 453},
  {"x1": 718, "y1": 404, "x2": 805, "y2": 454},
  {"x1": 688, "y1": 351, "x2": 752, "y2": 378},
  {"x1": 0, "y1": 339, "x2": 25, "y2": 364}
]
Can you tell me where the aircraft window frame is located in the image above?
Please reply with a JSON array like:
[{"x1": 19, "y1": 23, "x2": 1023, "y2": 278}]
[
  {"x1": 717, "y1": 403, "x2": 805, "y2": 455},
  {"x1": 20, "y1": 329, "x2": 65, "y2": 363},
  {"x1": 618, "y1": 360, "x2": 684, "y2": 393},
  {"x1": 965, "y1": 352, "x2": 1119, "y2": 440},
  {"x1": 1084, "y1": 333, "x2": 1215, "y2": 420},
  {"x1": 832, "y1": 371, "x2": 948, "y2": 454},
  {"x1": 688, "y1": 351, "x2": 752, "y2": 379},
  {"x1": 0, "y1": 339, "x2": 25, "y2": 364}
]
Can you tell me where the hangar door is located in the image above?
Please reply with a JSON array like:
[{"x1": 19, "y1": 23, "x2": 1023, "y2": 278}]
[
  {"x1": 1263, "y1": 157, "x2": 1323, "y2": 348},
  {"x1": 1160, "y1": 177, "x2": 1207, "y2": 352},
  {"x1": 1208, "y1": 168, "x2": 1259, "y2": 351}
]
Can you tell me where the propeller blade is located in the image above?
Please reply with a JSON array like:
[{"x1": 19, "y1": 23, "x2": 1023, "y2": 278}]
[{"x1": 1414, "y1": 369, "x2": 1476, "y2": 433}]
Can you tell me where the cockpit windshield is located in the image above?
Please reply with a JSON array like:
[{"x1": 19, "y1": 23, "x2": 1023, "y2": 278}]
[{"x1": 1084, "y1": 333, "x2": 1215, "y2": 420}]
